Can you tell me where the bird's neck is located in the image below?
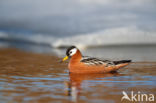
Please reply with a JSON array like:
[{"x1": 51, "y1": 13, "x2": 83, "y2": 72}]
[{"x1": 70, "y1": 50, "x2": 82, "y2": 63}]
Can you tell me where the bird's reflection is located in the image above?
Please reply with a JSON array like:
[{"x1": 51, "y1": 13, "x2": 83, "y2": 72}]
[{"x1": 65, "y1": 72, "x2": 120, "y2": 102}]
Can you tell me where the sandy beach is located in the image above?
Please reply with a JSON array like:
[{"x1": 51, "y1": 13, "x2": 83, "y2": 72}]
[{"x1": 0, "y1": 48, "x2": 155, "y2": 103}]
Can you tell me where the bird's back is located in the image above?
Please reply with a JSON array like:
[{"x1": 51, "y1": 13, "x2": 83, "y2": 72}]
[{"x1": 69, "y1": 56, "x2": 131, "y2": 73}]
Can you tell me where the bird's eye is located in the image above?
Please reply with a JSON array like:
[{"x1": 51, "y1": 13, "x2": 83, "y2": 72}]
[{"x1": 69, "y1": 51, "x2": 72, "y2": 54}]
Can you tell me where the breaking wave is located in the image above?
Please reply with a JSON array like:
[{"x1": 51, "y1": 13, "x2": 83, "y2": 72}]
[{"x1": 0, "y1": 27, "x2": 156, "y2": 49}]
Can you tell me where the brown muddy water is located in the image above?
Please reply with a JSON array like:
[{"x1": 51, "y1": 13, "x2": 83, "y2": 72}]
[{"x1": 0, "y1": 48, "x2": 155, "y2": 103}]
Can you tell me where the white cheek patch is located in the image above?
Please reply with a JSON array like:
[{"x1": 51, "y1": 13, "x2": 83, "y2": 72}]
[{"x1": 70, "y1": 48, "x2": 77, "y2": 56}]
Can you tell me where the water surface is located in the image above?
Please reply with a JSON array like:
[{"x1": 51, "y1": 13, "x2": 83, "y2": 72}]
[{"x1": 0, "y1": 48, "x2": 155, "y2": 103}]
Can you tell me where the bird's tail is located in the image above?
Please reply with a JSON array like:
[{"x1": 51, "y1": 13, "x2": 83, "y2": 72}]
[
  {"x1": 113, "y1": 60, "x2": 132, "y2": 65},
  {"x1": 104, "y1": 60, "x2": 132, "y2": 73}
]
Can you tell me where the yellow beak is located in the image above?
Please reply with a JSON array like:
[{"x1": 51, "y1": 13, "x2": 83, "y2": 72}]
[{"x1": 62, "y1": 56, "x2": 69, "y2": 62}]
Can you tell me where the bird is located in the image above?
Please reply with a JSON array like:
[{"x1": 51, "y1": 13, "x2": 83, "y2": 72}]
[{"x1": 62, "y1": 46, "x2": 131, "y2": 74}]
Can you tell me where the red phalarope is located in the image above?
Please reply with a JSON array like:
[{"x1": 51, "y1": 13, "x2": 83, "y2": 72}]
[{"x1": 62, "y1": 46, "x2": 131, "y2": 73}]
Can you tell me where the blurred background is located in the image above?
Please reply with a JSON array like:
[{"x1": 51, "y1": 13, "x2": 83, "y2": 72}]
[
  {"x1": 0, "y1": 1, "x2": 156, "y2": 103},
  {"x1": 0, "y1": 0, "x2": 156, "y2": 61}
]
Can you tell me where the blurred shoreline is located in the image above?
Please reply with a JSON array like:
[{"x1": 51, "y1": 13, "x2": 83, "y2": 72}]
[{"x1": 0, "y1": 40, "x2": 156, "y2": 62}]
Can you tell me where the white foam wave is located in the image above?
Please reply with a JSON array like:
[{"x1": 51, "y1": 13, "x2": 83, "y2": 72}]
[
  {"x1": 52, "y1": 27, "x2": 156, "y2": 49},
  {"x1": 0, "y1": 27, "x2": 156, "y2": 49}
]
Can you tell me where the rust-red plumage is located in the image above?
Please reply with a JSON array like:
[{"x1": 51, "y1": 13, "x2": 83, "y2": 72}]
[{"x1": 62, "y1": 46, "x2": 131, "y2": 74}]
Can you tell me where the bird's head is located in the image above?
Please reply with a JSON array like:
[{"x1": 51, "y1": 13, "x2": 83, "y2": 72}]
[{"x1": 62, "y1": 46, "x2": 78, "y2": 62}]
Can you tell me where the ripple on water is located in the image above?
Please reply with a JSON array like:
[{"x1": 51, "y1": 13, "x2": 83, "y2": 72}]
[{"x1": 0, "y1": 48, "x2": 155, "y2": 103}]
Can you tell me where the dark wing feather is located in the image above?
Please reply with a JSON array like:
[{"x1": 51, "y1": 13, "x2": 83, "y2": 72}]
[
  {"x1": 80, "y1": 56, "x2": 114, "y2": 66},
  {"x1": 113, "y1": 60, "x2": 131, "y2": 65}
]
